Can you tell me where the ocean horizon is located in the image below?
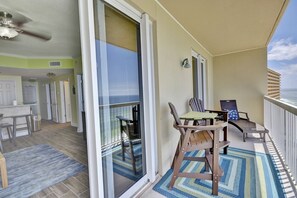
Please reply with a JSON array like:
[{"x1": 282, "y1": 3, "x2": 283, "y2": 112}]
[
  {"x1": 99, "y1": 95, "x2": 140, "y2": 105},
  {"x1": 280, "y1": 89, "x2": 297, "y2": 107}
]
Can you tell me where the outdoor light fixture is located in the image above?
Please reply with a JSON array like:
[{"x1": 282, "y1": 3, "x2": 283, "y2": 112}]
[
  {"x1": 0, "y1": 26, "x2": 18, "y2": 39},
  {"x1": 181, "y1": 58, "x2": 191, "y2": 68}
]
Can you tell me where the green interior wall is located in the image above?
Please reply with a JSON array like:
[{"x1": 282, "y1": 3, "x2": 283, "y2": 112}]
[{"x1": 0, "y1": 55, "x2": 74, "y2": 69}]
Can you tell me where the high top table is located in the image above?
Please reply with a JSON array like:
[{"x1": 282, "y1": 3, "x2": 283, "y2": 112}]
[{"x1": 180, "y1": 111, "x2": 229, "y2": 154}]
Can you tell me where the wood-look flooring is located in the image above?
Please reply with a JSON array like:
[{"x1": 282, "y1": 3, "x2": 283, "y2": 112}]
[{"x1": 2, "y1": 120, "x2": 89, "y2": 198}]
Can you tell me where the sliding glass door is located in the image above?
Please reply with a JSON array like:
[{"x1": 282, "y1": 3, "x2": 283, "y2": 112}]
[
  {"x1": 94, "y1": 1, "x2": 149, "y2": 197},
  {"x1": 192, "y1": 51, "x2": 207, "y2": 106}
]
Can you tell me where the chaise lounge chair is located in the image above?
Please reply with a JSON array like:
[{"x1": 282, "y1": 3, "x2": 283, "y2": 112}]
[{"x1": 220, "y1": 100, "x2": 268, "y2": 142}]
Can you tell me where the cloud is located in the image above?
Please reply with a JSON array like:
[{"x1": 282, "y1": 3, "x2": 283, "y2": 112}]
[{"x1": 268, "y1": 39, "x2": 297, "y2": 61}]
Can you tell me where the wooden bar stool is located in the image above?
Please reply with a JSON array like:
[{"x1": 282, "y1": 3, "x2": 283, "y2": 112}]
[{"x1": 0, "y1": 152, "x2": 8, "y2": 188}]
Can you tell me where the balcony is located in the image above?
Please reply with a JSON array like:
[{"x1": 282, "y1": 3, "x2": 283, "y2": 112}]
[{"x1": 100, "y1": 98, "x2": 297, "y2": 197}]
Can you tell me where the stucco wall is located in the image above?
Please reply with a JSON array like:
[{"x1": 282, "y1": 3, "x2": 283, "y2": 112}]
[
  {"x1": 213, "y1": 48, "x2": 267, "y2": 124},
  {"x1": 130, "y1": 0, "x2": 214, "y2": 175}
]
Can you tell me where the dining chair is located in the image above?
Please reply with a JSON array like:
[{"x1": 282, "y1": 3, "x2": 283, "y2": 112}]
[
  {"x1": 116, "y1": 105, "x2": 141, "y2": 174},
  {"x1": 168, "y1": 102, "x2": 230, "y2": 195},
  {"x1": 189, "y1": 97, "x2": 228, "y2": 125}
]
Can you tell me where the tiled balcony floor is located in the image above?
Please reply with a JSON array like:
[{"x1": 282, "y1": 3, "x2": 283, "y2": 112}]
[{"x1": 140, "y1": 125, "x2": 296, "y2": 198}]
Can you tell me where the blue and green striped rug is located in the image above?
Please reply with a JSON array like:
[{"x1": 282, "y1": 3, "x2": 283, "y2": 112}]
[{"x1": 153, "y1": 147, "x2": 285, "y2": 198}]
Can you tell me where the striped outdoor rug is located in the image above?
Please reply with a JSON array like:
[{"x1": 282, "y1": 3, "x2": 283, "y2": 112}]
[
  {"x1": 0, "y1": 144, "x2": 86, "y2": 198},
  {"x1": 153, "y1": 147, "x2": 285, "y2": 198}
]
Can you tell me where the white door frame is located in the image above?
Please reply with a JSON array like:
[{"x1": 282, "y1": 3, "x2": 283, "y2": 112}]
[
  {"x1": 50, "y1": 81, "x2": 59, "y2": 123},
  {"x1": 45, "y1": 84, "x2": 52, "y2": 120},
  {"x1": 76, "y1": 75, "x2": 83, "y2": 133},
  {"x1": 64, "y1": 81, "x2": 72, "y2": 123},
  {"x1": 78, "y1": 0, "x2": 103, "y2": 197},
  {"x1": 59, "y1": 81, "x2": 66, "y2": 123},
  {"x1": 78, "y1": 0, "x2": 157, "y2": 197},
  {"x1": 59, "y1": 81, "x2": 72, "y2": 124}
]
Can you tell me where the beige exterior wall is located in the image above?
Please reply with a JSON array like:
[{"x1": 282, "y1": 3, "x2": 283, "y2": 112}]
[
  {"x1": 130, "y1": 0, "x2": 214, "y2": 175},
  {"x1": 213, "y1": 48, "x2": 267, "y2": 124}
]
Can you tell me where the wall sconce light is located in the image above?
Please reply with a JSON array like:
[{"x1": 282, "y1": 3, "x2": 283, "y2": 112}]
[{"x1": 181, "y1": 58, "x2": 191, "y2": 68}]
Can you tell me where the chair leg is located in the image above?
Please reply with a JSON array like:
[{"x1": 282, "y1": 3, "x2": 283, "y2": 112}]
[
  {"x1": 212, "y1": 134, "x2": 220, "y2": 195},
  {"x1": 205, "y1": 149, "x2": 210, "y2": 172},
  {"x1": 7, "y1": 127, "x2": 12, "y2": 143},
  {"x1": 171, "y1": 141, "x2": 180, "y2": 169},
  {"x1": 130, "y1": 142, "x2": 137, "y2": 175},
  {"x1": 0, "y1": 141, "x2": 3, "y2": 153},
  {"x1": 0, "y1": 153, "x2": 8, "y2": 188},
  {"x1": 0, "y1": 128, "x2": 2, "y2": 152},
  {"x1": 121, "y1": 140, "x2": 126, "y2": 161},
  {"x1": 169, "y1": 148, "x2": 185, "y2": 189}
]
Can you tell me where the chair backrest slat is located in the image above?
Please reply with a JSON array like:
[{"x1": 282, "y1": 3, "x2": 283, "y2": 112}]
[
  {"x1": 168, "y1": 102, "x2": 188, "y2": 136},
  {"x1": 189, "y1": 98, "x2": 205, "y2": 112}
]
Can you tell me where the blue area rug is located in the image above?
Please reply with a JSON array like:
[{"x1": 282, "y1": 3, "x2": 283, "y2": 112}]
[
  {"x1": 153, "y1": 147, "x2": 285, "y2": 198},
  {"x1": 0, "y1": 144, "x2": 86, "y2": 198}
]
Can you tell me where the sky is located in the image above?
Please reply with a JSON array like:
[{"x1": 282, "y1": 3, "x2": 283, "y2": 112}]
[{"x1": 268, "y1": 0, "x2": 297, "y2": 89}]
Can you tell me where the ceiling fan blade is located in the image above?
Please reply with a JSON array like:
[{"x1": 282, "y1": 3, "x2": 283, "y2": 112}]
[{"x1": 19, "y1": 29, "x2": 51, "y2": 41}]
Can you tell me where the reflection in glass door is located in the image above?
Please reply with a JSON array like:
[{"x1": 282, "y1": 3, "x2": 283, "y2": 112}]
[{"x1": 94, "y1": 1, "x2": 146, "y2": 197}]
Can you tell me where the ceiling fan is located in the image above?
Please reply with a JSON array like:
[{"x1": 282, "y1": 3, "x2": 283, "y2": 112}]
[{"x1": 0, "y1": 11, "x2": 51, "y2": 41}]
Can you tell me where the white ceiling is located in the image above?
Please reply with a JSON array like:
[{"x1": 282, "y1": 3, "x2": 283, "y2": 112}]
[
  {"x1": 0, "y1": 0, "x2": 81, "y2": 58},
  {"x1": 158, "y1": 0, "x2": 288, "y2": 56}
]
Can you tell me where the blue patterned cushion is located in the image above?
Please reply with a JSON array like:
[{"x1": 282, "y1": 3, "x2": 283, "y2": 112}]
[{"x1": 228, "y1": 110, "x2": 239, "y2": 120}]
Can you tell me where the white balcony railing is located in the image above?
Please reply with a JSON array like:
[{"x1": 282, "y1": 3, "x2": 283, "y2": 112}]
[
  {"x1": 99, "y1": 102, "x2": 140, "y2": 151},
  {"x1": 264, "y1": 96, "x2": 297, "y2": 193}
]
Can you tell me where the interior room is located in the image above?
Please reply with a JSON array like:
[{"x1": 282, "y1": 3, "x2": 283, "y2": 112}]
[{"x1": 0, "y1": 0, "x2": 89, "y2": 197}]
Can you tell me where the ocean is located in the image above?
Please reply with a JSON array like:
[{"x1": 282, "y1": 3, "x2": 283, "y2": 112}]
[
  {"x1": 280, "y1": 89, "x2": 297, "y2": 107},
  {"x1": 99, "y1": 95, "x2": 140, "y2": 105}
]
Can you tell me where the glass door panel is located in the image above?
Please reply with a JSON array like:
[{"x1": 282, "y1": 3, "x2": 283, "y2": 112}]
[{"x1": 94, "y1": 1, "x2": 146, "y2": 197}]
